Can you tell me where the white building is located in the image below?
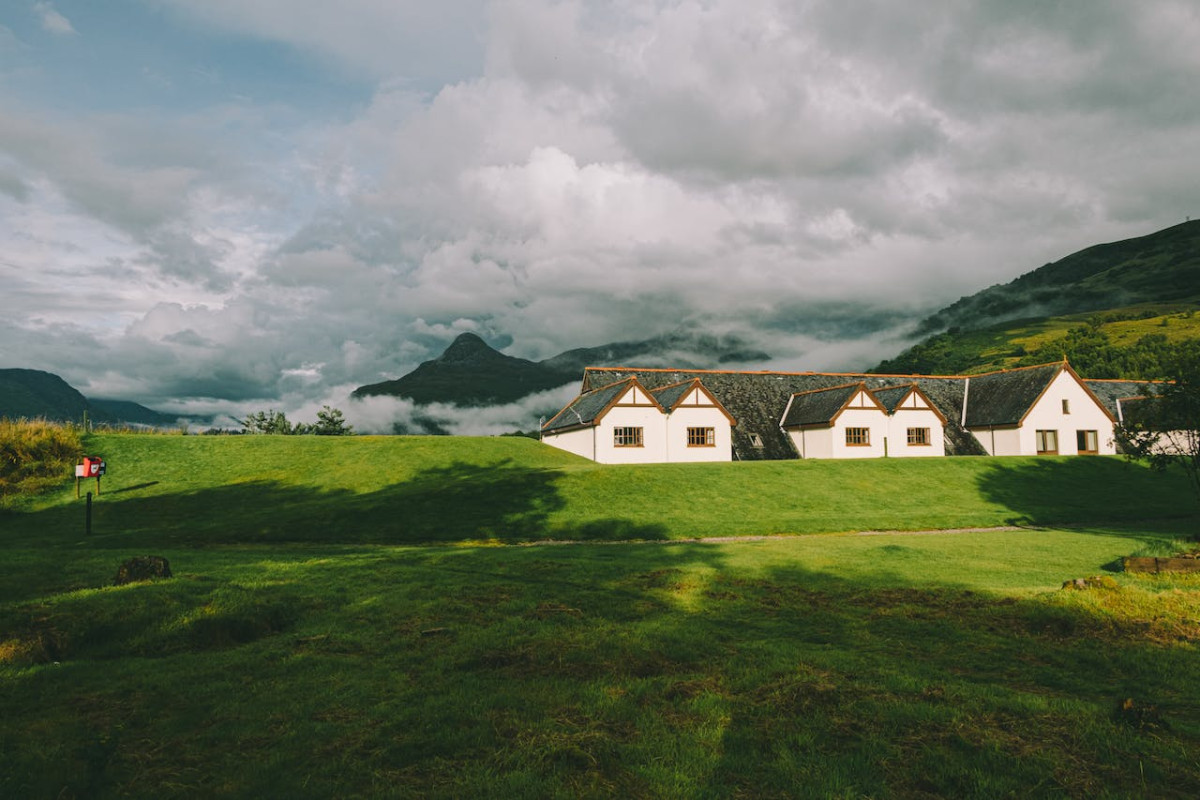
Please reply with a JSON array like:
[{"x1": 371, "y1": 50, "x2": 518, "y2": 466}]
[
  {"x1": 779, "y1": 382, "x2": 947, "y2": 459},
  {"x1": 543, "y1": 360, "x2": 1129, "y2": 464},
  {"x1": 540, "y1": 376, "x2": 735, "y2": 464},
  {"x1": 964, "y1": 363, "x2": 1117, "y2": 456}
]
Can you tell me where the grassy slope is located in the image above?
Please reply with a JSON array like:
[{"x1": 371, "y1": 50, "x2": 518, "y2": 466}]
[
  {"x1": 3, "y1": 433, "x2": 1195, "y2": 547},
  {"x1": 876, "y1": 301, "x2": 1200, "y2": 376},
  {"x1": 3, "y1": 435, "x2": 1199, "y2": 798}
]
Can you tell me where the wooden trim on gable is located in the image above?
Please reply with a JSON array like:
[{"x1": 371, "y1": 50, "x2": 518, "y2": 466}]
[
  {"x1": 1015, "y1": 363, "x2": 1117, "y2": 426},
  {"x1": 652, "y1": 378, "x2": 738, "y2": 426},
  {"x1": 592, "y1": 377, "x2": 666, "y2": 427},
  {"x1": 882, "y1": 385, "x2": 948, "y2": 425}
]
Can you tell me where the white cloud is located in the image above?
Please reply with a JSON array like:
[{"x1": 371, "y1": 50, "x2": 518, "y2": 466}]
[{"x1": 34, "y1": 2, "x2": 75, "y2": 36}]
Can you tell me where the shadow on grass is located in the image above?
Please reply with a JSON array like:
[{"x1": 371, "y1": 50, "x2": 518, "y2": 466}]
[
  {"x1": 406, "y1": 544, "x2": 1200, "y2": 798},
  {"x1": 2, "y1": 538, "x2": 1199, "y2": 798},
  {"x1": 8, "y1": 459, "x2": 667, "y2": 549},
  {"x1": 975, "y1": 456, "x2": 1197, "y2": 539}
]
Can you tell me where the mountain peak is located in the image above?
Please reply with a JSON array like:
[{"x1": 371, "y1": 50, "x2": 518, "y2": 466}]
[{"x1": 437, "y1": 332, "x2": 499, "y2": 365}]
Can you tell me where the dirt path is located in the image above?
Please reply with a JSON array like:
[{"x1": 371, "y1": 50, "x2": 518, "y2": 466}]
[{"x1": 517, "y1": 525, "x2": 1029, "y2": 547}]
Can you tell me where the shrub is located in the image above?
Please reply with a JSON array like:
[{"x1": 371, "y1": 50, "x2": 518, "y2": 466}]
[{"x1": 0, "y1": 419, "x2": 83, "y2": 500}]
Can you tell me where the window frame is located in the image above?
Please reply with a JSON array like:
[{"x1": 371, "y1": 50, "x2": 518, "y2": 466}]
[
  {"x1": 687, "y1": 426, "x2": 716, "y2": 447},
  {"x1": 1062, "y1": 398, "x2": 1071, "y2": 414},
  {"x1": 845, "y1": 427, "x2": 871, "y2": 446},
  {"x1": 1035, "y1": 429, "x2": 1058, "y2": 455},
  {"x1": 1076, "y1": 429, "x2": 1098, "y2": 455},
  {"x1": 906, "y1": 427, "x2": 931, "y2": 446},
  {"x1": 613, "y1": 426, "x2": 644, "y2": 448}
]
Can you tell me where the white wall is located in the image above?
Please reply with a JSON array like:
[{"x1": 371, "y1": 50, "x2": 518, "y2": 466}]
[
  {"x1": 831, "y1": 407, "x2": 888, "y2": 458},
  {"x1": 665, "y1": 404, "x2": 733, "y2": 462},
  {"x1": 541, "y1": 427, "x2": 595, "y2": 460},
  {"x1": 595, "y1": 406, "x2": 669, "y2": 464},
  {"x1": 1016, "y1": 371, "x2": 1116, "y2": 456},
  {"x1": 785, "y1": 427, "x2": 833, "y2": 459},
  {"x1": 886, "y1": 408, "x2": 946, "y2": 457}
]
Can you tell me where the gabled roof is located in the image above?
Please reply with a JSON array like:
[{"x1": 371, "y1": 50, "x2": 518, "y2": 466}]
[
  {"x1": 964, "y1": 362, "x2": 1116, "y2": 427},
  {"x1": 872, "y1": 384, "x2": 949, "y2": 424},
  {"x1": 963, "y1": 363, "x2": 1062, "y2": 427},
  {"x1": 1085, "y1": 377, "x2": 1161, "y2": 419},
  {"x1": 541, "y1": 377, "x2": 662, "y2": 434},
  {"x1": 649, "y1": 378, "x2": 738, "y2": 425},
  {"x1": 581, "y1": 366, "x2": 987, "y2": 460},
  {"x1": 780, "y1": 383, "x2": 883, "y2": 429}
]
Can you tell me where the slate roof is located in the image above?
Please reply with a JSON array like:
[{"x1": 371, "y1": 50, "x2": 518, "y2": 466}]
[
  {"x1": 871, "y1": 384, "x2": 917, "y2": 414},
  {"x1": 780, "y1": 383, "x2": 867, "y2": 428},
  {"x1": 565, "y1": 361, "x2": 1153, "y2": 460},
  {"x1": 1085, "y1": 378, "x2": 1161, "y2": 421},
  {"x1": 542, "y1": 377, "x2": 651, "y2": 434},
  {"x1": 650, "y1": 380, "x2": 696, "y2": 410},
  {"x1": 581, "y1": 367, "x2": 987, "y2": 460},
  {"x1": 962, "y1": 363, "x2": 1064, "y2": 428}
]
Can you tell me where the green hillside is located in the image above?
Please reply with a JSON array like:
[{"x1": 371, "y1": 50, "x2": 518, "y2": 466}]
[
  {"x1": 3, "y1": 433, "x2": 1194, "y2": 548},
  {"x1": 3, "y1": 433, "x2": 1198, "y2": 797},
  {"x1": 916, "y1": 220, "x2": 1200, "y2": 336},
  {"x1": 874, "y1": 220, "x2": 1200, "y2": 377},
  {"x1": 875, "y1": 302, "x2": 1200, "y2": 377}
]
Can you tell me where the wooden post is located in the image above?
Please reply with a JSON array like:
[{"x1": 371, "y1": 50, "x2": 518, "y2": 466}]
[{"x1": 86, "y1": 492, "x2": 92, "y2": 537}]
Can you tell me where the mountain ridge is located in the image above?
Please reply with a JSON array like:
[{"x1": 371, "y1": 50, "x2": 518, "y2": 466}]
[
  {"x1": 352, "y1": 330, "x2": 771, "y2": 407},
  {"x1": 0, "y1": 368, "x2": 174, "y2": 426},
  {"x1": 874, "y1": 220, "x2": 1200, "y2": 377}
]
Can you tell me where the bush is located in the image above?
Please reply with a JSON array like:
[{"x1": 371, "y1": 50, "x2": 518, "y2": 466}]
[{"x1": 0, "y1": 419, "x2": 83, "y2": 500}]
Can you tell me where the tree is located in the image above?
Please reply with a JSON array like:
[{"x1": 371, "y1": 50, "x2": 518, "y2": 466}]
[
  {"x1": 312, "y1": 405, "x2": 354, "y2": 436},
  {"x1": 240, "y1": 406, "x2": 354, "y2": 435},
  {"x1": 1115, "y1": 341, "x2": 1200, "y2": 509},
  {"x1": 241, "y1": 409, "x2": 295, "y2": 435}
]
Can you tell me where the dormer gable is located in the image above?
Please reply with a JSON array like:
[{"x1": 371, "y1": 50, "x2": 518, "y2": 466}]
[{"x1": 650, "y1": 378, "x2": 737, "y2": 426}]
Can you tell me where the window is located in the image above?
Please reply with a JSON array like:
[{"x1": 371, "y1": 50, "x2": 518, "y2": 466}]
[
  {"x1": 613, "y1": 427, "x2": 643, "y2": 447},
  {"x1": 1062, "y1": 398, "x2": 1071, "y2": 414},
  {"x1": 687, "y1": 427, "x2": 715, "y2": 447},
  {"x1": 845, "y1": 427, "x2": 870, "y2": 446},
  {"x1": 749, "y1": 433, "x2": 764, "y2": 448},
  {"x1": 1076, "y1": 429, "x2": 1098, "y2": 454},
  {"x1": 1036, "y1": 429, "x2": 1058, "y2": 455},
  {"x1": 907, "y1": 427, "x2": 931, "y2": 446}
]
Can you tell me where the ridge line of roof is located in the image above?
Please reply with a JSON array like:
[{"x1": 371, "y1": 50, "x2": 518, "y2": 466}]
[
  {"x1": 786, "y1": 381, "x2": 867, "y2": 398},
  {"x1": 583, "y1": 366, "x2": 971, "y2": 379}
]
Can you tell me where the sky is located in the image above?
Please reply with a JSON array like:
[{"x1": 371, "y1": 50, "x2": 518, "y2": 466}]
[{"x1": 2, "y1": 1, "x2": 1199, "y2": 431}]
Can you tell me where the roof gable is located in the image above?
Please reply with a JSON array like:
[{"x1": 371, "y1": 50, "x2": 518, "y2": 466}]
[
  {"x1": 781, "y1": 383, "x2": 885, "y2": 429},
  {"x1": 873, "y1": 384, "x2": 948, "y2": 424},
  {"x1": 650, "y1": 378, "x2": 738, "y2": 425},
  {"x1": 542, "y1": 377, "x2": 664, "y2": 433},
  {"x1": 964, "y1": 362, "x2": 1116, "y2": 428}
]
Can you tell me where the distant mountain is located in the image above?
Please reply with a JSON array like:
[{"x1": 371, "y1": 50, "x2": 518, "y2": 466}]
[
  {"x1": 914, "y1": 220, "x2": 1200, "y2": 336},
  {"x1": 353, "y1": 331, "x2": 771, "y2": 407},
  {"x1": 873, "y1": 220, "x2": 1200, "y2": 377},
  {"x1": 0, "y1": 369, "x2": 93, "y2": 422},
  {"x1": 88, "y1": 399, "x2": 177, "y2": 427},
  {"x1": 0, "y1": 368, "x2": 174, "y2": 426}
]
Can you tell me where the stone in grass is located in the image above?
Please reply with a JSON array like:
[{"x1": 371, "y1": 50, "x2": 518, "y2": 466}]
[
  {"x1": 114, "y1": 556, "x2": 173, "y2": 586},
  {"x1": 1060, "y1": 575, "x2": 1118, "y2": 591}
]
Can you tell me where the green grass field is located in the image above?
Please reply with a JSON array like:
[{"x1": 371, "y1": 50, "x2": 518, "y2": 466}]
[{"x1": 3, "y1": 433, "x2": 1199, "y2": 797}]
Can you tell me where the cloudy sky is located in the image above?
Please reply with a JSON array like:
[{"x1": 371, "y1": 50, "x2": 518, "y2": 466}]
[{"x1": 2, "y1": 1, "x2": 1199, "y2": 428}]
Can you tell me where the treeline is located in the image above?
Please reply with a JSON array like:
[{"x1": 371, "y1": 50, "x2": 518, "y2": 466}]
[
  {"x1": 239, "y1": 406, "x2": 354, "y2": 436},
  {"x1": 1013, "y1": 321, "x2": 1196, "y2": 380},
  {"x1": 875, "y1": 312, "x2": 1200, "y2": 381}
]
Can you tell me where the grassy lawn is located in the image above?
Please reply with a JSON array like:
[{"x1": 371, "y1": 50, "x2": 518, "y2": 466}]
[{"x1": 2, "y1": 434, "x2": 1199, "y2": 797}]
